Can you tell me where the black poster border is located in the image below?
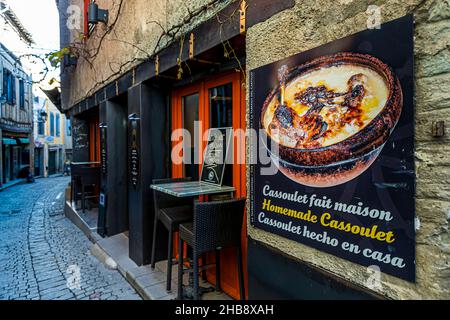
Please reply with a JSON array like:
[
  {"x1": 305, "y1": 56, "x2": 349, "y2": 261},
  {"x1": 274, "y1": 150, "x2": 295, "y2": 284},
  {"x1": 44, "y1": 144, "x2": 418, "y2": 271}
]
[{"x1": 249, "y1": 15, "x2": 416, "y2": 282}]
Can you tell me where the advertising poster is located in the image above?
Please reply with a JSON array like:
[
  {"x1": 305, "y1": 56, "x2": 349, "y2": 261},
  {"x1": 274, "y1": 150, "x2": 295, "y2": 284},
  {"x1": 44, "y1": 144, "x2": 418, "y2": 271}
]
[{"x1": 249, "y1": 15, "x2": 415, "y2": 281}]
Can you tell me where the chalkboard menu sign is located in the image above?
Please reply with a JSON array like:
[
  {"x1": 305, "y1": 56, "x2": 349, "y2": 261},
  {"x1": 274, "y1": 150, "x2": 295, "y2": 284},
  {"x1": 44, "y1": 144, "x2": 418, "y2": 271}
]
[
  {"x1": 99, "y1": 123, "x2": 107, "y2": 175},
  {"x1": 72, "y1": 119, "x2": 89, "y2": 151},
  {"x1": 200, "y1": 127, "x2": 232, "y2": 186}
]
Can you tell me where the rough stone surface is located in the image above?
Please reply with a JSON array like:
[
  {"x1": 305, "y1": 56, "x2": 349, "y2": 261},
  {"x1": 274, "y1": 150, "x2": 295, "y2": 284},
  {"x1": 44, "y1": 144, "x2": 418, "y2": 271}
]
[
  {"x1": 0, "y1": 176, "x2": 141, "y2": 300},
  {"x1": 64, "y1": 0, "x2": 233, "y2": 108},
  {"x1": 246, "y1": 0, "x2": 450, "y2": 299}
]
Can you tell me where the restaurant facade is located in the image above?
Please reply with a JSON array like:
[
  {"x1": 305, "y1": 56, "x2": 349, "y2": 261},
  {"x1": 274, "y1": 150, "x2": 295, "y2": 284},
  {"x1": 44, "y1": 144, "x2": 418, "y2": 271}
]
[{"x1": 58, "y1": 0, "x2": 450, "y2": 299}]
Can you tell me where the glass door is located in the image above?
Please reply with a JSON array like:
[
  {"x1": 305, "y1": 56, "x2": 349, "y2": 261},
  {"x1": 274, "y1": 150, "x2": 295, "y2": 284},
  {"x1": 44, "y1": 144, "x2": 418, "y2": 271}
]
[
  {"x1": 182, "y1": 93, "x2": 200, "y2": 180},
  {"x1": 171, "y1": 83, "x2": 203, "y2": 179},
  {"x1": 172, "y1": 72, "x2": 247, "y2": 300}
]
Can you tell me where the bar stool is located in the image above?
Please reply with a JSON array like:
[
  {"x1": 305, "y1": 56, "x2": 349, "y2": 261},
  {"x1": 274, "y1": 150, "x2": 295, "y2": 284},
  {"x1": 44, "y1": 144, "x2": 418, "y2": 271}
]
[
  {"x1": 80, "y1": 167, "x2": 100, "y2": 213},
  {"x1": 70, "y1": 163, "x2": 83, "y2": 207},
  {"x1": 177, "y1": 198, "x2": 246, "y2": 300},
  {"x1": 151, "y1": 177, "x2": 193, "y2": 292}
]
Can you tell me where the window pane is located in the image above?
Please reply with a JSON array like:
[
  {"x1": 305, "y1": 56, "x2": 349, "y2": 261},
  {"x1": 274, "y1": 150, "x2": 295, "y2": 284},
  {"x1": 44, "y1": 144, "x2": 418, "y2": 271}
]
[
  {"x1": 38, "y1": 121, "x2": 44, "y2": 135},
  {"x1": 50, "y1": 113, "x2": 55, "y2": 136},
  {"x1": 209, "y1": 83, "x2": 233, "y2": 128},
  {"x1": 182, "y1": 93, "x2": 199, "y2": 180},
  {"x1": 56, "y1": 114, "x2": 60, "y2": 137},
  {"x1": 209, "y1": 83, "x2": 233, "y2": 186},
  {"x1": 19, "y1": 80, "x2": 24, "y2": 108},
  {"x1": 66, "y1": 119, "x2": 72, "y2": 136}
]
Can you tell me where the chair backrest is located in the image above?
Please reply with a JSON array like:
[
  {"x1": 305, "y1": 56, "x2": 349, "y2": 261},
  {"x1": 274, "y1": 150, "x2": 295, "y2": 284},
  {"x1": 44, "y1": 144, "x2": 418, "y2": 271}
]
[
  {"x1": 70, "y1": 163, "x2": 84, "y2": 177},
  {"x1": 193, "y1": 198, "x2": 246, "y2": 254},
  {"x1": 152, "y1": 177, "x2": 193, "y2": 213},
  {"x1": 80, "y1": 167, "x2": 101, "y2": 185}
]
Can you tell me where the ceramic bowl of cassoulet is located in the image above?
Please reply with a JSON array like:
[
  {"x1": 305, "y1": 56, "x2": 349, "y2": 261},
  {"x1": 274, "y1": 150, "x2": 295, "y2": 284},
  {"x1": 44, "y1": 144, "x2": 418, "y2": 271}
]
[{"x1": 260, "y1": 52, "x2": 403, "y2": 187}]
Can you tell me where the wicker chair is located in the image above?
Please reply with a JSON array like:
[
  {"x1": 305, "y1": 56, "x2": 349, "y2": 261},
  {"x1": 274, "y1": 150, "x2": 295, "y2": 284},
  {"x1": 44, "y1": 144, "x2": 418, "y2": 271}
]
[
  {"x1": 177, "y1": 198, "x2": 246, "y2": 300},
  {"x1": 151, "y1": 177, "x2": 193, "y2": 292}
]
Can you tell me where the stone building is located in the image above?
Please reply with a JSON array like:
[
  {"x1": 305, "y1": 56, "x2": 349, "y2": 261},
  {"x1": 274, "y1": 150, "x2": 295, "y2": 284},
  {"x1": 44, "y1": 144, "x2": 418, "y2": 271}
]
[
  {"x1": 0, "y1": 3, "x2": 34, "y2": 188},
  {"x1": 58, "y1": 0, "x2": 450, "y2": 299},
  {"x1": 33, "y1": 94, "x2": 70, "y2": 177},
  {"x1": 0, "y1": 45, "x2": 34, "y2": 187}
]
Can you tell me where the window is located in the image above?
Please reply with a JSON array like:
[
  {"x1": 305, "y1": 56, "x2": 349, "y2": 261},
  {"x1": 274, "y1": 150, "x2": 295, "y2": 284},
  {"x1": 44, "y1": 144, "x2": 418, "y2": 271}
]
[
  {"x1": 11, "y1": 74, "x2": 16, "y2": 104},
  {"x1": 38, "y1": 120, "x2": 45, "y2": 135},
  {"x1": 19, "y1": 79, "x2": 25, "y2": 108},
  {"x1": 2, "y1": 69, "x2": 16, "y2": 105},
  {"x1": 66, "y1": 119, "x2": 72, "y2": 136},
  {"x1": 50, "y1": 112, "x2": 55, "y2": 136},
  {"x1": 56, "y1": 114, "x2": 60, "y2": 137},
  {"x1": 2, "y1": 69, "x2": 7, "y2": 100}
]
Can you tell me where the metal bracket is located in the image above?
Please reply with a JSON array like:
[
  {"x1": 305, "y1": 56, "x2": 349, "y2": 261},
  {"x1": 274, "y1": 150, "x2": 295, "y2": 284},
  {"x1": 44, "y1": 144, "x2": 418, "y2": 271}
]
[
  {"x1": 187, "y1": 32, "x2": 220, "y2": 66},
  {"x1": 128, "y1": 113, "x2": 141, "y2": 121},
  {"x1": 155, "y1": 55, "x2": 159, "y2": 76},
  {"x1": 432, "y1": 120, "x2": 445, "y2": 137},
  {"x1": 155, "y1": 55, "x2": 178, "y2": 80},
  {"x1": 239, "y1": 0, "x2": 247, "y2": 34},
  {"x1": 98, "y1": 8, "x2": 109, "y2": 24},
  {"x1": 189, "y1": 33, "x2": 194, "y2": 59}
]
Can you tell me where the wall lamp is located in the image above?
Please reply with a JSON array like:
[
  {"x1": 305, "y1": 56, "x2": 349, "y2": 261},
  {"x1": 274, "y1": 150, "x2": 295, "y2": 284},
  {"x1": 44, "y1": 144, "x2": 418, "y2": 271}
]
[
  {"x1": 128, "y1": 113, "x2": 141, "y2": 121},
  {"x1": 88, "y1": 2, "x2": 108, "y2": 25},
  {"x1": 39, "y1": 110, "x2": 48, "y2": 122}
]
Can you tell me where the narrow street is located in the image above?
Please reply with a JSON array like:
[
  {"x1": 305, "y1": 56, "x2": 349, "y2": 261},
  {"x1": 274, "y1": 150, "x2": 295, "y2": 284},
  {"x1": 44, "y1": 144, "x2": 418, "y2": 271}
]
[{"x1": 0, "y1": 176, "x2": 141, "y2": 300}]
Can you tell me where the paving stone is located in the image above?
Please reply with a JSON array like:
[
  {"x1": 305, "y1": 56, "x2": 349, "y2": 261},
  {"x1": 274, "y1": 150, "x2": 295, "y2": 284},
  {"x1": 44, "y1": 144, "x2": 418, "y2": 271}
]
[
  {"x1": 143, "y1": 283, "x2": 170, "y2": 300},
  {"x1": 0, "y1": 177, "x2": 141, "y2": 301}
]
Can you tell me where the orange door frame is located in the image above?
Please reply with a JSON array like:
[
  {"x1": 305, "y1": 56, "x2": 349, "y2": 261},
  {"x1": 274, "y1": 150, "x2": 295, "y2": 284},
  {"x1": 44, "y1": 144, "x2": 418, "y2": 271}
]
[{"x1": 171, "y1": 71, "x2": 247, "y2": 299}]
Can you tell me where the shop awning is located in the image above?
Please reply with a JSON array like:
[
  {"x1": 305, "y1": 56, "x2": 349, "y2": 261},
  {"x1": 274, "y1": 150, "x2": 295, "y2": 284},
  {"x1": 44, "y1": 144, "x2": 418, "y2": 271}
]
[
  {"x1": 41, "y1": 87, "x2": 62, "y2": 112},
  {"x1": 16, "y1": 138, "x2": 30, "y2": 144},
  {"x1": 2, "y1": 138, "x2": 17, "y2": 145}
]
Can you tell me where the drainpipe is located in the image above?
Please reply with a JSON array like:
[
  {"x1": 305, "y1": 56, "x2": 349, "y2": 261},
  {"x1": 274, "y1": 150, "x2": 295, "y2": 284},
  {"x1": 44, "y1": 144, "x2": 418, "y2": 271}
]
[
  {"x1": 0, "y1": 60, "x2": 3, "y2": 187},
  {"x1": 0, "y1": 128, "x2": 3, "y2": 188}
]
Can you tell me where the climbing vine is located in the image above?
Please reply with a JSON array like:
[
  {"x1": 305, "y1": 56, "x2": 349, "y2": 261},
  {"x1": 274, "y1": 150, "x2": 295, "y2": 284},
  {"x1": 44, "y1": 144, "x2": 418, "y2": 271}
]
[{"x1": 57, "y1": 0, "x2": 245, "y2": 100}]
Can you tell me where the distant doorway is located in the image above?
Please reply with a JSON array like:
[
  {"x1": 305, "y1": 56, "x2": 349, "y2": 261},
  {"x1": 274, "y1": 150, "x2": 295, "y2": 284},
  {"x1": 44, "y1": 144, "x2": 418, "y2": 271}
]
[
  {"x1": 48, "y1": 150, "x2": 57, "y2": 175},
  {"x1": 34, "y1": 148, "x2": 43, "y2": 176}
]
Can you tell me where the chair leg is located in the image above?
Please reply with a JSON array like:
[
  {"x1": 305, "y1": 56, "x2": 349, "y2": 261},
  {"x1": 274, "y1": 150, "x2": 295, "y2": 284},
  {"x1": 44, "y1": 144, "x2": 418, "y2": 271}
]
[
  {"x1": 150, "y1": 214, "x2": 158, "y2": 269},
  {"x1": 215, "y1": 249, "x2": 221, "y2": 292},
  {"x1": 70, "y1": 180, "x2": 73, "y2": 204},
  {"x1": 81, "y1": 186, "x2": 86, "y2": 213},
  {"x1": 201, "y1": 253, "x2": 207, "y2": 281},
  {"x1": 166, "y1": 229, "x2": 173, "y2": 292},
  {"x1": 237, "y1": 246, "x2": 245, "y2": 300},
  {"x1": 177, "y1": 236, "x2": 183, "y2": 300},
  {"x1": 193, "y1": 253, "x2": 199, "y2": 300}
]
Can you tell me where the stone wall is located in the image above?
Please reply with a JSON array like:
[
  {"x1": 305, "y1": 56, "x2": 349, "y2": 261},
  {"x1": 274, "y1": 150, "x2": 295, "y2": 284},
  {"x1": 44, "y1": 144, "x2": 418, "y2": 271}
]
[
  {"x1": 62, "y1": 0, "x2": 232, "y2": 109},
  {"x1": 246, "y1": 0, "x2": 450, "y2": 299}
]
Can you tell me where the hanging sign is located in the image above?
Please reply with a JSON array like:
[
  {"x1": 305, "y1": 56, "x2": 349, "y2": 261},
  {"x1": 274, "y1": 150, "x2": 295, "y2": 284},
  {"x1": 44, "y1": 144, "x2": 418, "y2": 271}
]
[
  {"x1": 99, "y1": 123, "x2": 107, "y2": 175},
  {"x1": 128, "y1": 114, "x2": 140, "y2": 189}
]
